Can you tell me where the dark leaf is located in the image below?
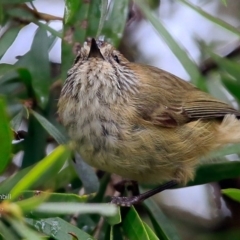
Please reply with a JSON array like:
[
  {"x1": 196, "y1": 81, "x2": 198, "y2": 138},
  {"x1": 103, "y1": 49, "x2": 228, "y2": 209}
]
[
  {"x1": 102, "y1": 0, "x2": 129, "y2": 47},
  {"x1": 0, "y1": 26, "x2": 21, "y2": 59},
  {"x1": 0, "y1": 98, "x2": 12, "y2": 174},
  {"x1": 10, "y1": 145, "x2": 71, "y2": 200},
  {"x1": 26, "y1": 217, "x2": 94, "y2": 240},
  {"x1": 31, "y1": 109, "x2": 67, "y2": 145},
  {"x1": 134, "y1": 0, "x2": 205, "y2": 90},
  {"x1": 16, "y1": 27, "x2": 51, "y2": 108},
  {"x1": 72, "y1": 153, "x2": 99, "y2": 194}
]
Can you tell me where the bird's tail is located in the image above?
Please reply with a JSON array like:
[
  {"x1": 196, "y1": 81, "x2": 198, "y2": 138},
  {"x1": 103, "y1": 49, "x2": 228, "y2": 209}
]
[{"x1": 217, "y1": 114, "x2": 240, "y2": 145}]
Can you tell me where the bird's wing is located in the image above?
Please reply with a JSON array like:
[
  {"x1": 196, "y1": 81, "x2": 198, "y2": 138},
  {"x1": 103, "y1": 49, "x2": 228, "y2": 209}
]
[
  {"x1": 183, "y1": 98, "x2": 240, "y2": 119},
  {"x1": 139, "y1": 95, "x2": 240, "y2": 128},
  {"x1": 135, "y1": 65, "x2": 240, "y2": 128}
]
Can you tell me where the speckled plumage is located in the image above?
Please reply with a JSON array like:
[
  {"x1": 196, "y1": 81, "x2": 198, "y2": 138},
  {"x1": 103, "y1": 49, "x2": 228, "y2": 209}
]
[{"x1": 58, "y1": 39, "x2": 240, "y2": 185}]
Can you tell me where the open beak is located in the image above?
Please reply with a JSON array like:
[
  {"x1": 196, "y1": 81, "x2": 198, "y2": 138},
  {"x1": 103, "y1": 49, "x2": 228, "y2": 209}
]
[{"x1": 88, "y1": 38, "x2": 104, "y2": 59}]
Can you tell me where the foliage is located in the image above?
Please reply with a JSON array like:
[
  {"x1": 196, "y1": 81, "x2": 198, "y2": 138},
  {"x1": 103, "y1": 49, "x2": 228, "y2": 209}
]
[{"x1": 0, "y1": 0, "x2": 240, "y2": 239}]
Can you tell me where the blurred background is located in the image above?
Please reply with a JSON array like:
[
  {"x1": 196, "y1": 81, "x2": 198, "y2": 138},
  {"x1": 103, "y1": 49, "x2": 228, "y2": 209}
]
[{"x1": 1, "y1": 0, "x2": 240, "y2": 239}]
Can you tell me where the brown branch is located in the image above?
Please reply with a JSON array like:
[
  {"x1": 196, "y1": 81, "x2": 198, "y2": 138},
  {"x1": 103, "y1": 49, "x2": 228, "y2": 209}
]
[
  {"x1": 19, "y1": 4, "x2": 63, "y2": 22},
  {"x1": 8, "y1": 3, "x2": 63, "y2": 25}
]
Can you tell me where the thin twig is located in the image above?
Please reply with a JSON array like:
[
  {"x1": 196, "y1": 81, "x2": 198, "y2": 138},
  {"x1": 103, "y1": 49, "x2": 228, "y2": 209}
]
[{"x1": 19, "y1": 4, "x2": 63, "y2": 22}]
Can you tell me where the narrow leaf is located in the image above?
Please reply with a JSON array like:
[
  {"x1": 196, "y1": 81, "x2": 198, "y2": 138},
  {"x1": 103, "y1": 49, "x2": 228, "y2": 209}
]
[
  {"x1": 97, "y1": 0, "x2": 108, "y2": 37},
  {"x1": 189, "y1": 161, "x2": 240, "y2": 186},
  {"x1": 102, "y1": 0, "x2": 129, "y2": 47},
  {"x1": 72, "y1": 153, "x2": 99, "y2": 194},
  {"x1": 180, "y1": 0, "x2": 240, "y2": 37},
  {"x1": 10, "y1": 145, "x2": 71, "y2": 200},
  {"x1": 10, "y1": 107, "x2": 25, "y2": 131},
  {"x1": 144, "y1": 197, "x2": 180, "y2": 240},
  {"x1": 221, "y1": 75, "x2": 240, "y2": 102},
  {"x1": 222, "y1": 188, "x2": 240, "y2": 203},
  {"x1": 35, "y1": 203, "x2": 117, "y2": 216},
  {"x1": 0, "y1": 165, "x2": 32, "y2": 194},
  {"x1": 143, "y1": 222, "x2": 159, "y2": 240},
  {"x1": 15, "y1": 192, "x2": 50, "y2": 213},
  {"x1": 122, "y1": 206, "x2": 150, "y2": 240},
  {"x1": 0, "y1": 26, "x2": 21, "y2": 59},
  {"x1": 36, "y1": 21, "x2": 62, "y2": 38},
  {"x1": 0, "y1": 221, "x2": 17, "y2": 240},
  {"x1": 26, "y1": 217, "x2": 94, "y2": 240},
  {"x1": 0, "y1": 98, "x2": 12, "y2": 174},
  {"x1": 31, "y1": 109, "x2": 67, "y2": 144},
  {"x1": 19, "y1": 190, "x2": 88, "y2": 204},
  {"x1": 16, "y1": 27, "x2": 50, "y2": 108},
  {"x1": 134, "y1": 0, "x2": 205, "y2": 90},
  {"x1": 6, "y1": 217, "x2": 43, "y2": 240},
  {"x1": 105, "y1": 206, "x2": 121, "y2": 225},
  {"x1": 207, "y1": 51, "x2": 240, "y2": 81}
]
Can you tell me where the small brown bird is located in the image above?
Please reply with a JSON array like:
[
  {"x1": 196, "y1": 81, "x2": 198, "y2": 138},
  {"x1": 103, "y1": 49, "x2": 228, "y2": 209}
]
[{"x1": 58, "y1": 39, "x2": 240, "y2": 206}]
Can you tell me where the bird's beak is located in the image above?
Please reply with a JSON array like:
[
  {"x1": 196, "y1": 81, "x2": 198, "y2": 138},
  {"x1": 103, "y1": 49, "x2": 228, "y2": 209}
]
[{"x1": 88, "y1": 38, "x2": 104, "y2": 59}]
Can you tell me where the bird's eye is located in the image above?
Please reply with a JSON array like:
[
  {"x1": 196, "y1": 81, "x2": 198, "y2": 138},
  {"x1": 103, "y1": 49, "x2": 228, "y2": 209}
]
[{"x1": 113, "y1": 55, "x2": 120, "y2": 63}]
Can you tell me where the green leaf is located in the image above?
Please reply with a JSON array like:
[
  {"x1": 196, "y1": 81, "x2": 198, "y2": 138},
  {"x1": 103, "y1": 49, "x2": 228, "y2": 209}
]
[
  {"x1": 221, "y1": 75, "x2": 240, "y2": 102},
  {"x1": 189, "y1": 161, "x2": 240, "y2": 186},
  {"x1": 6, "y1": 8, "x2": 35, "y2": 23},
  {"x1": 0, "y1": 98, "x2": 12, "y2": 174},
  {"x1": 16, "y1": 27, "x2": 50, "y2": 108},
  {"x1": 10, "y1": 145, "x2": 71, "y2": 200},
  {"x1": 62, "y1": 0, "x2": 92, "y2": 79},
  {"x1": 26, "y1": 217, "x2": 95, "y2": 240},
  {"x1": 0, "y1": 163, "x2": 77, "y2": 195},
  {"x1": 206, "y1": 77, "x2": 233, "y2": 106},
  {"x1": 134, "y1": 0, "x2": 205, "y2": 90},
  {"x1": 64, "y1": 0, "x2": 104, "y2": 41},
  {"x1": 35, "y1": 203, "x2": 117, "y2": 216},
  {"x1": 143, "y1": 222, "x2": 159, "y2": 240},
  {"x1": 0, "y1": 26, "x2": 21, "y2": 59},
  {"x1": 15, "y1": 192, "x2": 50, "y2": 213},
  {"x1": 42, "y1": 163, "x2": 80, "y2": 190},
  {"x1": 0, "y1": 64, "x2": 16, "y2": 77},
  {"x1": 90, "y1": 173, "x2": 111, "y2": 203},
  {"x1": 102, "y1": 0, "x2": 129, "y2": 47},
  {"x1": 144, "y1": 197, "x2": 180, "y2": 240},
  {"x1": 10, "y1": 107, "x2": 25, "y2": 131},
  {"x1": 109, "y1": 225, "x2": 124, "y2": 240},
  {"x1": 179, "y1": 0, "x2": 240, "y2": 37},
  {"x1": 0, "y1": 165, "x2": 32, "y2": 194},
  {"x1": 6, "y1": 217, "x2": 43, "y2": 240},
  {"x1": 62, "y1": 0, "x2": 109, "y2": 79},
  {"x1": 207, "y1": 52, "x2": 240, "y2": 81},
  {"x1": 105, "y1": 206, "x2": 121, "y2": 225},
  {"x1": 97, "y1": 0, "x2": 108, "y2": 37},
  {"x1": 64, "y1": 0, "x2": 81, "y2": 24},
  {"x1": 122, "y1": 206, "x2": 151, "y2": 240},
  {"x1": 222, "y1": 188, "x2": 240, "y2": 203},
  {"x1": 0, "y1": 221, "x2": 17, "y2": 240},
  {"x1": 31, "y1": 109, "x2": 67, "y2": 145},
  {"x1": 19, "y1": 190, "x2": 88, "y2": 204},
  {"x1": 86, "y1": 0, "x2": 103, "y2": 37},
  {"x1": 18, "y1": 191, "x2": 89, "y2": 219},
  {"x1": 36, "y1": 21, "x2": 62, "y2": 39},
  {"x1": 72, "y1": 153, "x2": 99, "y2": 194},
  {"x1": 21, "y1": 114, "x2": 48, "y2": 168}
]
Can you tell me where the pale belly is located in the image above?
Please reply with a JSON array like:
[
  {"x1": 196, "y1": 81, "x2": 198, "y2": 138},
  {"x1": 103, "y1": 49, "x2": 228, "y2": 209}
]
[{"x1": 72, "y1": 125, "x2": 180, "y2": 184}]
